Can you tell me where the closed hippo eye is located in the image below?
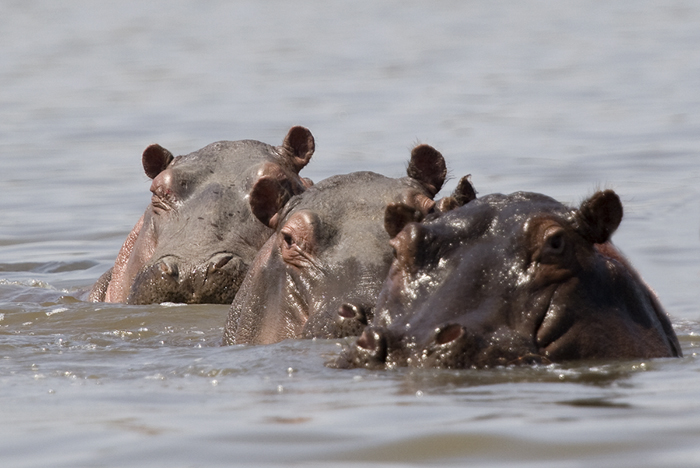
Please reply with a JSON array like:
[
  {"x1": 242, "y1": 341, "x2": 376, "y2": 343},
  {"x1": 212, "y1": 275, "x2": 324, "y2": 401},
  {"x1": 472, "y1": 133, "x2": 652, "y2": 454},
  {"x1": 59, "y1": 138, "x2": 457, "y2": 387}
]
[
  {"x1": 148, "y1": 168, "x2": 191, "y2": 211},
  {"x1": 279, "y1": 211, "x2": 319, "y2": 268}
]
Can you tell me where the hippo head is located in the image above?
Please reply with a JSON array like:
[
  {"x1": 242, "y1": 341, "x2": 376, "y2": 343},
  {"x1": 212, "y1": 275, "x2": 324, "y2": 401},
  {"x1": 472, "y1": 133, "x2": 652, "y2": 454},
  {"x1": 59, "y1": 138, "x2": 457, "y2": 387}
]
[
  {"x1": 223, "y1": 144, "x2": 449, "y2": 345},
  {"x1": 90, "y1": 126, "x2": 315, "y2": 305},
  {"x1": 338, "y1": 190, "x2": 681, "y2": 369}
]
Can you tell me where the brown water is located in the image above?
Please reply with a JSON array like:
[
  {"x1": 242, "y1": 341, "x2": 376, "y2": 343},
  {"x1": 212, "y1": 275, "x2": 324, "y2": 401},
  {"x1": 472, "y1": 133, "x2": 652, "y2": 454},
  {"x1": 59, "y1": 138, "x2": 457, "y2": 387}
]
[{"x1": 2, "y1": 1, "x2": 700, "y2": 466}]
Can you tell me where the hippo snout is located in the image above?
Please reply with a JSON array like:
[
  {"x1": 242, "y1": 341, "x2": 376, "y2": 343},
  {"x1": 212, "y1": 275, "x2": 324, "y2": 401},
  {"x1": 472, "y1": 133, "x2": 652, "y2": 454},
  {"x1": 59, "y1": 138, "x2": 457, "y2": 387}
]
[
  {"x1": 127, "y1": 253, "x2": 245, "y2": 304},
  {"x1": 341, "y1": 323, "x2": 471, "y2": 369}
]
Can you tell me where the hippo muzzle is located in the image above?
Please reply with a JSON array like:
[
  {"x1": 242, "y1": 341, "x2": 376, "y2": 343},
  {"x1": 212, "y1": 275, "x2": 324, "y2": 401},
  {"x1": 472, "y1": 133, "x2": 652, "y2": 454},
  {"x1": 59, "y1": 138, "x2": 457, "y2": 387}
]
[{"x1": 126, "y1": 252, "x2": 246, "y2": 304}]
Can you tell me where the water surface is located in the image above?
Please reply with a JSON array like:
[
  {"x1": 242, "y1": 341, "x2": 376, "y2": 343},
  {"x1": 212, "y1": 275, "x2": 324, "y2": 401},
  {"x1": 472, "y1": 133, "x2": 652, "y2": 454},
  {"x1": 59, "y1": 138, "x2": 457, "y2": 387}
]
[{"x1": 2, "y1": 1, "x2": 700, "y2": 466}]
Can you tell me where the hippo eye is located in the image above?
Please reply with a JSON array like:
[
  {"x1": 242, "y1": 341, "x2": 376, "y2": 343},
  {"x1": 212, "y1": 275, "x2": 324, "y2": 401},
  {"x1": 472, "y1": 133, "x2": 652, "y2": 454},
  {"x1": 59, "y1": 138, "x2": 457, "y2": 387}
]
[
  {"x1": 282, "y1": 232, "x2": 294, "y2": 247},
  {"x1": 544, "y1": 231, "x2": 566, "y2": 255}
]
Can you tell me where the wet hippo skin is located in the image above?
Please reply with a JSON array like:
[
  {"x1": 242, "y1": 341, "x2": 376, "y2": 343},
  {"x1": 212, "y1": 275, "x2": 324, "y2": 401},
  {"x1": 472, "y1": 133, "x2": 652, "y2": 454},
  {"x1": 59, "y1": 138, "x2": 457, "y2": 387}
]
[
  {"x1": 338, "y1": 190, "x2": 682, "y2": 369},
  {"x1": 223, "y1": 144, "x2": 453, "y2": 345},
  {"x1": 89, "y1": 126, "x2": 315, "y2": 305}
]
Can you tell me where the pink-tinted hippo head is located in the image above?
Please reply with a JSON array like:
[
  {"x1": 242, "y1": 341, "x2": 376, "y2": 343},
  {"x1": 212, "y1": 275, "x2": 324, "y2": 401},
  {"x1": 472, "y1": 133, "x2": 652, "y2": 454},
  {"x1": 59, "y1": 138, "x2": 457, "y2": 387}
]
[
  {"x1": 89, "y1": 126, "x2": 315, "y2": 304},
  {"x1": 223, "y1": 144, "x2": 449, "y2": 345},
  {"x1": 337, "y1": 190, "x2": 681, "y2": 369}
]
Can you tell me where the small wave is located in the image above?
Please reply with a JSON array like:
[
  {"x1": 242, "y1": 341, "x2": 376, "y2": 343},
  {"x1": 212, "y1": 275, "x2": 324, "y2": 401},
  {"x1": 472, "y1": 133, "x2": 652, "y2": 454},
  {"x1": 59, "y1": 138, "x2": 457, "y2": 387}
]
[
  {"x1": 0, "y1": 278, "x2": 53, "y2": 289},
  {"x1": 46, "y1": 307, "x2": 69, "y2": 317},
  {"x1": 0, "y1": 261, "x2": 98, "y2": 274}
]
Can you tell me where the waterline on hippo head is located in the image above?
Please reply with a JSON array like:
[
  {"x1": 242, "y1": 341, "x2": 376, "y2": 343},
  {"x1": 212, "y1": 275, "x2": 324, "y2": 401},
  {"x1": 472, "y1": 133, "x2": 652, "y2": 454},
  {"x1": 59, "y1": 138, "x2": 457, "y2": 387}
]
[{"x1": 336, "y1": 189, "x2": 681, "y2": 370}]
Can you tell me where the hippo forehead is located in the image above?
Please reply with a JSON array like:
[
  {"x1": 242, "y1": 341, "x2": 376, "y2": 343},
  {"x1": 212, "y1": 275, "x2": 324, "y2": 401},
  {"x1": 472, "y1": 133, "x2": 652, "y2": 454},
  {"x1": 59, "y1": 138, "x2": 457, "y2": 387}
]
[
  {"x1": 170, "y1": 140, "x2": 280, "y2": 186},
  {"x1": 280, "y1": 172, "x2": 426, "y2": 222},
  {"x1": 274, "y1": 172, "x2": 430, "y2": 266},
  {"x1": 430, "y1": 191, "x2": 575, "y2": 244}
]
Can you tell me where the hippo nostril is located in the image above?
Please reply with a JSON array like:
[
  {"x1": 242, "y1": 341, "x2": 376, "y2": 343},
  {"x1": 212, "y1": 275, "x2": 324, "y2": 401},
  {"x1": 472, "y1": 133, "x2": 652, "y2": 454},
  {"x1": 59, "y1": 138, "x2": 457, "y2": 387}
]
[
  {"x1": 338, "y1": 303, "x2": 368, "y2": 324},
  {"x1": 210, "y1": 253, "x2": 234, "y2": 271},
  {"x1": 355, "y1": 328, "x2": 387, "y2": 364},
  {"x1": 356, "y1": 329, "x2": 377, "y2": 350},
  {"x1": 159, "y1": 259, "x2": 178, "y2": 278},
  {"x1": 338, "y1": 303, "x2": 358, "y2": 319},
  {"x1": 435, "y1": 323, "x2": 464, "y2": 346}
]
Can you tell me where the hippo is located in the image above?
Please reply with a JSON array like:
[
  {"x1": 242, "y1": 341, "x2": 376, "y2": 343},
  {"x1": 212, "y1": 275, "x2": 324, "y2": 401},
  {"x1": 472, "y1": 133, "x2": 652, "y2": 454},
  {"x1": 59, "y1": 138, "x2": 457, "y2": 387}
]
[
  {"x1": 88, "y1": 126, "x2": 315, "y2": 304},
  {"x1": 223, "y1": 144, "x2": 450, "y2": 345},
  {"x1": 337, "y1": 189, "x2": 682, "y2": 369}
]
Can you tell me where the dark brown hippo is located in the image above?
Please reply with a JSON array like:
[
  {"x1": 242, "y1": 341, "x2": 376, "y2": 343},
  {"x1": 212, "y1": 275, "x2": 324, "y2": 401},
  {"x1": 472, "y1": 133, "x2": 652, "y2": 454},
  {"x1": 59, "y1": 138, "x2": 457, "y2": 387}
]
[
  {"x1": 337, "y1": 189, "x2": 682, "y2": 369},
  {"x1": 223, "y1": 144, "x2": 449, "y2": 345},
  {"x1": 88, "y1": 126, "x2": 315, "y2": 304}
]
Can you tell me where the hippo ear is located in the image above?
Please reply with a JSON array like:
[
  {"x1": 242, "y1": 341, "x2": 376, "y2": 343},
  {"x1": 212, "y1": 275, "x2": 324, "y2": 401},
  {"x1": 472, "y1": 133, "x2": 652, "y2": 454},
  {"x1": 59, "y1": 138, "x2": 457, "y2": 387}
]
[
  {"x1": 142, "y1": 144, "x2": 174, "y2": 179},
  {"x1": 576, "y1": 190, "x2": 623, "y2": 244},
  {"x1": 385, "y1": 203, "x2": 424, "y2": 239},
  {"x1": 279, "y1": 126, "x2": 315, "y2": 173},
  {"x1": 407, "y1": 144, "x2": 447, "y2": 197},
  {"x1": 435, "y1": 175, "x2": 477, "y2": 212},
  {"x1": 249, "y1": 176, "x2": 299, "y2": 228}
]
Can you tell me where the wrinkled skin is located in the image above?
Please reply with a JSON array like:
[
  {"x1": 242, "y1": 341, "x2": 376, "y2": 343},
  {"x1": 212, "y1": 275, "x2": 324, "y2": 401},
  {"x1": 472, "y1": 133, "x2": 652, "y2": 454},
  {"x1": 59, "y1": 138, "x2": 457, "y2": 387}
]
[
  {"x1": 223, "y1": 144, "x2": 450, "y2": 345},
  {"x1": 89, "y1": 126, "x2": 315, "y2": 305},
  {"x1": 338, "y1": 190, "x2": 682, "y2": 369}
]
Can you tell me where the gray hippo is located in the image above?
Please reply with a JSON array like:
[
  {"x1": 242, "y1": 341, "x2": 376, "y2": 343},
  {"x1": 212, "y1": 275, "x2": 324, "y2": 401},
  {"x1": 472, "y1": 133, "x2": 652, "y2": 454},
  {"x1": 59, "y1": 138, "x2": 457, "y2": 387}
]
[
  {"x1": 223, "y1": 144, "x2": 449, "y2": 345},
  {"x1": 337, "y1": 189, "x2": 682, "y2": 369},
  {"x1": 89, "y1": 126, "x2": 315, "y2": 304}
]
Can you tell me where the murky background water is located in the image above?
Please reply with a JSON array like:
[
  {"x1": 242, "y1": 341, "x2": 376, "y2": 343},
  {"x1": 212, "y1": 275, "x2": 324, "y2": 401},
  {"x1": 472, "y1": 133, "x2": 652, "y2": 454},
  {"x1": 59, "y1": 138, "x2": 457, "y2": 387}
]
[{"x1": 2, "y1": 1, "x2": 700, "y2": 466}]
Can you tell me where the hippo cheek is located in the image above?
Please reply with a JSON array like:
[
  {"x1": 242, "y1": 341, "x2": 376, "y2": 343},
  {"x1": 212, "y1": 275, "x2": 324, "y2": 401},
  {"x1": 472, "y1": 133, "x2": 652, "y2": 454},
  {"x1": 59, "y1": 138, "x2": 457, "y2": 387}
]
[{"x1": 534, "y1": 281, "x2": 582, "y2": 359}]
